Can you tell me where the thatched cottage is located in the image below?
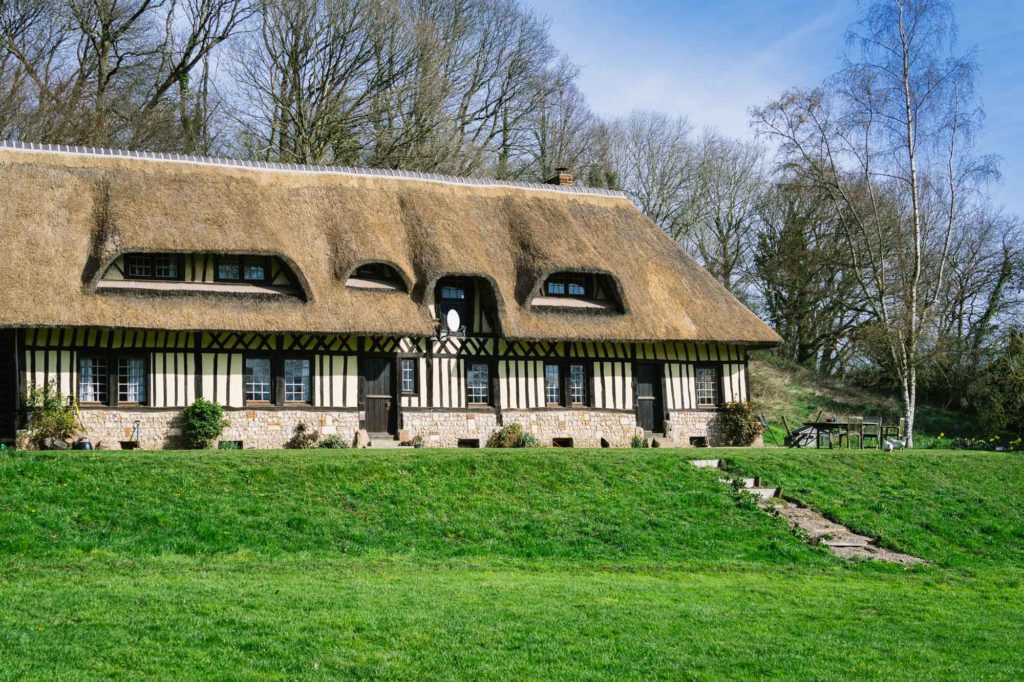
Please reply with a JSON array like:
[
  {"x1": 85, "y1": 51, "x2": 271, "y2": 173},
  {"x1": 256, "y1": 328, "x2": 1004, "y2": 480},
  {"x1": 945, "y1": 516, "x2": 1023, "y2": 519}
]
[{"x1": 0, "y1": 142, "x2": 780, "y2": 449}]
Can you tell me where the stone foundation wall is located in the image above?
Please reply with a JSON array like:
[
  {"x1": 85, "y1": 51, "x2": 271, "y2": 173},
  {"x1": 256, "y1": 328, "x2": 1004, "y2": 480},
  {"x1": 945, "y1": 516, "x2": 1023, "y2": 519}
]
[
  {"x1": 75, "y1": 406, "x2": 760, "y2": 450},
  {"x1": 667, "y1": 410, "x2": 724, "y2": 447},
  {"x1": 401, "y1": 410, "x2": 500, "y2": 447},
  {"x1": 501, "y1": 410, "x2": 642, "y2": 448},
  {"x1": 78, "y1": 408, "x2": 360, "y2": 450},
  {"x1": 666, "y1": 410, "x2": 763, "y2": 447}
]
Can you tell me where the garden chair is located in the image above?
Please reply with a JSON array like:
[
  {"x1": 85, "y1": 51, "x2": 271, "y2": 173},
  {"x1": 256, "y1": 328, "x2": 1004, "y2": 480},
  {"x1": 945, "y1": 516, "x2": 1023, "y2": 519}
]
[
  {"x1": 882, "y1": 417, "x2": 905, "y2": 442},
  {"x1": 862, "y1": 417, "x2": 882, "y2": 449},
  {"x1": 847, "y1": 416, "x2": 864, "y2": 448}
]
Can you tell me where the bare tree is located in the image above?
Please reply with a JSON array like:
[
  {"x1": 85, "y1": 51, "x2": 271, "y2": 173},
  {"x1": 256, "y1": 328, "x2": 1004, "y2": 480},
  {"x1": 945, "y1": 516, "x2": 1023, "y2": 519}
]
[
  {"x1": 608, "y1": 110, "x2": 702, "y2": 239},
  {"x1": 494, "y1": 61, "x2": 598, "y2": 181},
  {"x1": 686, "y1": 133, "x2": 766, "y2": 293},
  {"x1": 230, "y1": 0, "x2": 396, "y2": 164},
  {"x1": 753, "y1": 0, "x2": 997, "y2": 445},
  {"x1": 0, "y1": 0, "x2": 249, "y2": 149}
]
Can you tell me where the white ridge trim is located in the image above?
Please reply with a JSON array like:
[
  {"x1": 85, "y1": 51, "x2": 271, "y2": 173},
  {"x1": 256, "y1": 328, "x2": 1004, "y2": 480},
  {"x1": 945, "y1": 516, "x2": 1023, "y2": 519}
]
[{"x1": 0, "y1": 139, "x2": 626, "y2": 199}]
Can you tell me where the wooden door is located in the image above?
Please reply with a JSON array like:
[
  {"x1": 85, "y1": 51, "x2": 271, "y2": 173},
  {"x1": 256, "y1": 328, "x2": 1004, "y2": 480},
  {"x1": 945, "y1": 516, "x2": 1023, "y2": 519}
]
[
  {"x1": 361, "y1": 357, "x2": 395, "y2": 434},
  {"x1": 635, "y1": 363, "x2": 664, "y2": 434}
]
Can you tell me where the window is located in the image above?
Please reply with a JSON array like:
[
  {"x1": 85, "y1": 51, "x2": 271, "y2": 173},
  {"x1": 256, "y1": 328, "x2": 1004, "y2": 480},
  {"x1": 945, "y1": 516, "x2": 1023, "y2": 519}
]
[
  {"x1": 569, "y1": 364, "x2": 587, "y2": 405},
  {"x1": 78, "y1": 356, "x2": 108, "y2": 404},
  {"x1": 117, "y1": 357, "x2": 147, "y2": 404},
  {"x1": 355, "y1": 263, "x2": 399, "y2": 281},
  {"x1": 401, "y1": 358, "x2": 418, "y2": 394},
  {"x1": 244, "y1": 258, "x2": 266, "y2": 282},
  {"x1": 284, "y1": 358, "x2": 311, "y2": 403},
  {"x1": 154, "y1": 255, "x2": 179, "y2": 279},
  {"x1": 218, "y1": 256, "x2": 269, "y2": 283},
  {"x1": 440, "y1": 285, "x2": 465, "y2": 300},
  {"x1": 245, "y1": 357, "x2": 272, "y2": 403},
  {"x1": 545, "y1": 273, "x2": 588, "y2": 298},
  {"x1": 695, "y1": 366, "x2": 719, "y2": 407},
  {"x1": 541, "y1": 362, "x2": 588, "y2": 408},
  {"x1": 544, "y1": 364, "x2": 561, "y2": 405},
  {"x1": 466, "y1": 362, "x2": 490, "y2": 405},
  {"x1": 218, "y1": 256, "x2": 240, "y2": 281},
  {"x1": 126, "y1": 255, "x2": 152, "y2": 278},
  {"x1": 123, "y1": 254, "x2": 181, "y2": 280}
]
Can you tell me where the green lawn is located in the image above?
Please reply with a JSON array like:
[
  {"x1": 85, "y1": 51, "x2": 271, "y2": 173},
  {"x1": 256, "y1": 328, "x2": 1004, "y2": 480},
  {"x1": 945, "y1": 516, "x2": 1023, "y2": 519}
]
[{"x1": 1, "y1": 448, "x2": 1021, "y2": 680}]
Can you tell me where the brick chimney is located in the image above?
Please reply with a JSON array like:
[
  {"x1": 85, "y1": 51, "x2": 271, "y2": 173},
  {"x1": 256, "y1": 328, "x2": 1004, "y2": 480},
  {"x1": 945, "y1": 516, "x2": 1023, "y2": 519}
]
[{"x1": 545, "y1": 167, "x2": 574, "y2": 187}]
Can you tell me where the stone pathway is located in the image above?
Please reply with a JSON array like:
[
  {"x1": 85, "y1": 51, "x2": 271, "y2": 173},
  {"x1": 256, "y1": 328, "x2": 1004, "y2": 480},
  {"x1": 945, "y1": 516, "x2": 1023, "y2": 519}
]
[{"x1": 692, "y1": 460, "x2": 925, "y2": 565}]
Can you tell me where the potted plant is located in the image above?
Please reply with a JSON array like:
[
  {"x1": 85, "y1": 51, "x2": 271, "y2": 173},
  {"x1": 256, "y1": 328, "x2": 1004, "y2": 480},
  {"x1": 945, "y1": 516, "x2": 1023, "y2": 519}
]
[{"x1": 412, "y1": 434, "x2": 425, "y2": 449}]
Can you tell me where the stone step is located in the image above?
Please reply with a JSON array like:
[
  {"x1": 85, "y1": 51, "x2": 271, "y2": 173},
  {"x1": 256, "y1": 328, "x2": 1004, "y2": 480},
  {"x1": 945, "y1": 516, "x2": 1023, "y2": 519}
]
[
  {"x1": 747, "y1": 487, "x2": 780, "y2": 500},
  {"x1": 690, "y1": 459, "x2": 722, "y2": 469},
  {"x1": 720, "y1": 477, "x2": 760, "y2": 488},
  {"x1": 366, "y1": 436, "x2": 410, "y2": 449}
]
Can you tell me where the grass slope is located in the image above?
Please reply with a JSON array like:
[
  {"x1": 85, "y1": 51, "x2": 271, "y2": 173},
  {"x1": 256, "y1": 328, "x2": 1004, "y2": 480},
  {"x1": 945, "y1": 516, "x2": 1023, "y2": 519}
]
[
  {"x1": 749, "y1": 354, "x2": 972, "y2": 442},
  {"x1": 1, "y1": 448, "x2": 1022, "y2": 681},
  {"x1": 727, "y1": 449, "x2": 1024, "y2": 569}
]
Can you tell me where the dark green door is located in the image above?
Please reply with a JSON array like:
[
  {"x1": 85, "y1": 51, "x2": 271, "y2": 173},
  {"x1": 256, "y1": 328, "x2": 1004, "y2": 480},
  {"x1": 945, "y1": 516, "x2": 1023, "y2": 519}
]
[
  {"x1": 361, "y1": 357, "x2": 395, "y2": 434},
  {"x1": 635, "y1": 363, "x2": 664, "y2": 434}
]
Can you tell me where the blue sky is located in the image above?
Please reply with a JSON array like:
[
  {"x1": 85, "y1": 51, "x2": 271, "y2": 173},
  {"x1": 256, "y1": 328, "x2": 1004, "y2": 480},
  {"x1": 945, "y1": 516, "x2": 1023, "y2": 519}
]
[{"x1": 525, "y1": 0, "x2": 1024, "y2": 215}]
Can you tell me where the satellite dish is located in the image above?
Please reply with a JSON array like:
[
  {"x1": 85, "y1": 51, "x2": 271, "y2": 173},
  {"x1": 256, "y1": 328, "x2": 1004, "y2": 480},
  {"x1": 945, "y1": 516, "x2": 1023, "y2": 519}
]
[{"x1": 445, "y1": 308, "x2": 461, "y2": 332}]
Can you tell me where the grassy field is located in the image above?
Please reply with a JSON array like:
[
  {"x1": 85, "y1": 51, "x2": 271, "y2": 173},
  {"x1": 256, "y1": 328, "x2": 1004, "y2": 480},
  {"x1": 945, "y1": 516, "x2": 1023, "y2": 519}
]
[{"x1": 1, "y1": 448, "x2": 1021, "y2": 680}]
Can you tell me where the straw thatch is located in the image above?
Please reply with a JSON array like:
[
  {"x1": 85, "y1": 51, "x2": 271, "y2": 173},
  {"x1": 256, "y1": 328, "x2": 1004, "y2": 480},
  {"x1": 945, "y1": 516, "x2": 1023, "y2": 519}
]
[{"x1": 0, "y1": 145, "x2": 781, "y2": 346}]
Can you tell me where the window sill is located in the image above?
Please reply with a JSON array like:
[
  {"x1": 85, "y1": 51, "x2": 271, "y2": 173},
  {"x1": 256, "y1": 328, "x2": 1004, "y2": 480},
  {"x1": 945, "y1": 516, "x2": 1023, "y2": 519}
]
[
  {"x1": 97, "y1": 280, "x2": 299, "y2": 298},
  {"x1": 532, "y1": 296, "x2": 619, "y2": 312}
]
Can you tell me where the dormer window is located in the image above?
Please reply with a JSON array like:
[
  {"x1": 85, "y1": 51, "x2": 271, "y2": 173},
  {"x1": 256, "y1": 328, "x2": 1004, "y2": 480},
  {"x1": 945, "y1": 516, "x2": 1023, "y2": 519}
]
[
  {"x1": 98, "y1": 252, "x2": 307, "y2": 301},
  {"x1": 217, "y1": 255, "x2": 270, "y2": 283},
  {"x1": 124, "y1": 253, "x2": 182, "y2": 281},
  {"x1": 533, "y1": 272, "x2": 623, "y2": 313},
  {"x1": 345, "y1": 262, "x2": 407, "y2": 291},
  {"x1": 437, "y1": 278, "x2": 472, "y2": 330}
]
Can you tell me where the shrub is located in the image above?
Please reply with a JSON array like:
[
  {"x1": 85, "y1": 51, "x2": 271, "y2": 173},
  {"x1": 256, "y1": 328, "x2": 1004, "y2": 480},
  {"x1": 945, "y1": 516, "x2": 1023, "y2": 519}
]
[
  {"x1": 486, "y1": 423, "x2": 539, "y2": 448},
  {"x1": 217, "y1": 440, "x2": 241, "y2": 450},
  {"x1": 285, "y1": 421, "x2": 320, "y2": 449},
  {"x1": 318, "y1": 434, "x2": 349, "y2": 449},
  {"x1": 23, "y1": 381, "x2": 80, "y2": 449},
  {"x1": 719, "y1": 401, "x2": 763, "y2": 446},
  {"x1": 630, "y1": 434, "x2": 649, "y2": 448},
  {"x1": 180, "y1": 398, "x2": 228, "y2": 449},
  {"x1": 519, "y1": 432, "x2": 540, "y2": 448}
]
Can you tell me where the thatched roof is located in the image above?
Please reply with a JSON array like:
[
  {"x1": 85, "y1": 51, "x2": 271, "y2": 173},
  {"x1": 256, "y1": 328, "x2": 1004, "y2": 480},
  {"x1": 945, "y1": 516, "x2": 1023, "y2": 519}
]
[{"x1": 0, "y1": 142, "x2": 781, "y2": 346}]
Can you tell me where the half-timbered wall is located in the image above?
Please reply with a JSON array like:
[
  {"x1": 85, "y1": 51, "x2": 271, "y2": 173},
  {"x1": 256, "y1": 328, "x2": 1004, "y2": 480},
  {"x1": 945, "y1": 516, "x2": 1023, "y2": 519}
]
[{"x1": 18, "y1": 328, "x2": 750, "y2": 413}]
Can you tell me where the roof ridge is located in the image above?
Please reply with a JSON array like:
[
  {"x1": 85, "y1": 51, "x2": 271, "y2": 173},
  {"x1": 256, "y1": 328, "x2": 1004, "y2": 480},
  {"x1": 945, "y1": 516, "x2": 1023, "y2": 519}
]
[{"x1": 0, "y1": 139, "x2": 627, "y2": 199}]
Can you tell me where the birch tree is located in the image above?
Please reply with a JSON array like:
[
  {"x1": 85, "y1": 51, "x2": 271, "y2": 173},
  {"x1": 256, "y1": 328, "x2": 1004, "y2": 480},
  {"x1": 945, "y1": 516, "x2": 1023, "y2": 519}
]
[{"x1": 753, "y1": 0, "x2": 996, "y2": 445}]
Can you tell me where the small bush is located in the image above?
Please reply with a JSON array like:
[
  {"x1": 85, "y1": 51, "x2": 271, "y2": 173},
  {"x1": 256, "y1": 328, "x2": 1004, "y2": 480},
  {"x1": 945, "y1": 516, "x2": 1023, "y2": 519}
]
[
  {"x1": 520, "y1": 433, "x2": 540, "y2": 447},
  {"x1": 217, "y1": 440, "x2": 242, "y2": 450},
  {"x1": 630, "y1": 434, "x2": 649, "y2": 448},
  {"x1": 719, "y1": 402, "x2": 763, "y2": 446},
  {"x1": 486, "y1": 423, "x2": 539, "y2": 448},
  {"x1": 318, "y1": 434, "x2": 348, "y2": 449},
  {"x1": 285, "y1": 421, "x2": 320, "y2": 449},
  {"x1": 180, "y1": 398, "x2": 228, "y2": 449},
  {"x1": 23, "y1": 381, "x2": 80, "y2": 449}
]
